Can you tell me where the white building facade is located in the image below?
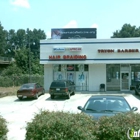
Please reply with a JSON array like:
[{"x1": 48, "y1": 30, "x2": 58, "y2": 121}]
[{"x1": 40, "y1": 38, "x2": 140, "y2": 92}]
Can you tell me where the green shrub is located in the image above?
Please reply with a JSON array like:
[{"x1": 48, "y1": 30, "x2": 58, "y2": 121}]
[
  {"x1": 0, "y1": 76, "x2": 13, "y2": 87},
  {"x1": 0, "y1": 115, "x2": 8, "y2": 140},
  {"x1": 25, "y1": 110, "x2": 96, "y2": 140},
  {"x1": 93, "y1": 112, "x2": 140, "y2": 140}
]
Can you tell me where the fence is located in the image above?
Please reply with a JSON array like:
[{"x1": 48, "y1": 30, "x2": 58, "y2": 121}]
[{"x1": 0, "y1": 75, "x2": 44, "y2": 87}]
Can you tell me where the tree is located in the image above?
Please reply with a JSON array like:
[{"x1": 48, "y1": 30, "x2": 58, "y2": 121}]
[
  {"x1": 26, "y1": 28, "x2": 46, "y2": 58},
  {"x1": 0, "y1": 24, "x2": 46, "y2": 75},
  {"x1": 14, "y1": 47, "x2": 31, "y2": 74},
  {"x1": 4, "y1": 28, "x2": 46, "y2": 59},
  {"x1": 14, "y1": 46, "x2": 44, "y2": 75},
  {"x1": 0, "y1": 22, "x2": 7, "y2": 56},
  {"x1": 5, "y1": 29, "x2": 17, "y2": 57},
  {"x1": 111, "y1": 24, "x2": 140, "y2": 38},
  {"x1": 1, "y1": 62, "x2": 22, "y2": 76}
]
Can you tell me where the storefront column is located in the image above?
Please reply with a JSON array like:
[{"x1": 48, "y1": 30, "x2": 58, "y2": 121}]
[
  {"x1": 89, "y1": 64, "x2": 106, "y2": 91},
  {"x1": 44, "y1": 64, "x2": 53, "y2": 92}
]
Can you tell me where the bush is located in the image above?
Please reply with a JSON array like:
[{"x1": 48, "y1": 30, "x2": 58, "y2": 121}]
[
  {"x1": 93, "y1": 112, "x2": 140, "y2": 140},
  {"x1": 0, "y1": 76, "x2": 13, "y2": 87},
  {"x1": 0, "y1": 115, "x2": 8, "y2": 140},
  {"x1": 25, "y1": 110, "x2": 96, "y2": 140},
  {"x1": 25, "y1": 111, "x2": 140, "y2": 140}
]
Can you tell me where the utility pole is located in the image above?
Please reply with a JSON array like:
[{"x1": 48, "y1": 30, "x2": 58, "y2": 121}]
[{"x1": 29, "y1": 41, "x2": 31, "y2": 83}]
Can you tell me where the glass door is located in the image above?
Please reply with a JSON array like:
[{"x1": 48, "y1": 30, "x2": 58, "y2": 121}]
[
  {"x1": 121, "y1": 72, "x2": 129, "y2": 90},
  {"x1": 67, "y1": 72, "x2": 75, "y2": 82}
]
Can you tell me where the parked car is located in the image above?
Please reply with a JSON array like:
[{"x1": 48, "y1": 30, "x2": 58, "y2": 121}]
[
  {"x1": 17, "y1": 83, "x2": 45, "y2": 100},
  {"x1": 77, "y1": 95, "x2": 138, "y2": 120},
  {"x1": 49, "y1": 80, "x2": 75, "y2": 99},
  {"x1": 130, "y1": 81, "x2": 140, "y2": 90},
  {"x1": 135, "y1": 84, "x2": 140, "y2": 95}
]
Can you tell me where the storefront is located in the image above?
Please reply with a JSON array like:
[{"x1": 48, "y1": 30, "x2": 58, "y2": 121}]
[{"x1": 40, "y1": 38, "x2": 140, "y2": 92}]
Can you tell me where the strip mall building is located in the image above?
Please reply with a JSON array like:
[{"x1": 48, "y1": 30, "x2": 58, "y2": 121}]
[{"x1": 40, "y1": 36, "x2": 140, "y2": 92}]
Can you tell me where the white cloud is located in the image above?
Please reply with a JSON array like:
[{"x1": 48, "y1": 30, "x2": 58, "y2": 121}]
[
  {"x1": 10, "y1": 0, "x2": 30, "y2": 8},
  {"x1": 91, "y1": 23, "x2": 98, "y2": 28},
  {"x1": 63, "y1": 20, "x2": 78, "y2": 28}
]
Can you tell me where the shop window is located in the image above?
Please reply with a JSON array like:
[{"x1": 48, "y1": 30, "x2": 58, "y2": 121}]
[
  {"x1": 58, "y1": 65, "x2": 61, "y2": 71},
  {"x1": 75, "y1": 65, "x2": 79, "y2": 71},
  {"x1": 131, "y1": 64, "x2": 140, "y2": 85},
  {"x1": 84, "y1": 65, "x2": 88, "y2": 71}
]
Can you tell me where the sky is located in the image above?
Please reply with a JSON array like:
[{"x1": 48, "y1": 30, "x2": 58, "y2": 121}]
[{"x1": 0, "y1": 0, "x2": 140, "y2": 39}]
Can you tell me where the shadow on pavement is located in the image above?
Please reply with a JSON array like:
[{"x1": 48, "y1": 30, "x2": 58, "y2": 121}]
[
  {"x1": 14, "y1": 98, "x2": 36, "y2": 102},
  {"x1": 46, "y1": 96, "x2": 69, "y2": 101}
]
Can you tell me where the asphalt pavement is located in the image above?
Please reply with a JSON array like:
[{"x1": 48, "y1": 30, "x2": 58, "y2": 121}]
[{"x1": 0, "y1": 91, "x2": 140, "y2": 140}]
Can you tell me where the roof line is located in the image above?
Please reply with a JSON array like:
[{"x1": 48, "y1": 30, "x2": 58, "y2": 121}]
[
  {"x1": 40, "y1": 41, "x2": 140, "y2": 45},
  {"x1": 40, "y1": 58, "x2": 140, "y2": 61}
]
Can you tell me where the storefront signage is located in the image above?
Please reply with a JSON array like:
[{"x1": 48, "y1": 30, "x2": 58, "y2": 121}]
[
  {"x1": 67, "y1": 65, "x2": 74, "y2": 70},
  {"x1": 53, "y1": 47, "x2": 65, "y2": 52},
  {"x1": 53, "y1": 47, "x2": 82, "y2": 51},
  {"x1": 98, "y1": 49, "x2": 139, "y2": 53},
  {"x1": 69, "y1": 47, "x2": 82, "y2": 51},
  {"x1": 117, "y1": 49, "x2": 139, "y2": 53},
  {"x1": 49, "y1": 55, "x2": 87, "y2": 59},
  {"x1": 51, "y1": 28, "x2": 97, "y2": 39},
  {"x1": 98, "y1": 49, "x2": 114, "y2": 53}
]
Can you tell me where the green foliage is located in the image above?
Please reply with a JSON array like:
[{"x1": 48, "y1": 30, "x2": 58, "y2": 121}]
[
  {"x1": 111, "y1": 23, "x2": 140, "y2": 38},
  {"x1": 0, "y1": 75, "x2": 44, "y2": 87},
  {"x1": 25, "y1": 111, "x2": 96, "y2": 140},
  {"x1": 0, "y1": 22, "x2": 7, "y2": 56},
  {"x1": 15, "y1": 47, "x2": 30, "y2": 74},
  {"x1": 0, "y1": 22, "x2": 46, "y2": 76},
  {"x1": 0, "y1": 76, "x2": 13, "y2": 87},
  {"x1": 14, "y1": 47, "x2": 44, "y2": 75},
  {"x1": 0, "y1": 115, "x2": 8, "y2": 140},
  {"x1": 93, "y1": 112, "x2": 140, "y2": 140},
  {"x1": 31, "y1": 58, "x2": 44, "y2": 75},
  {"x1": 1, "y1": 63, "x2": 22, "y2": 76},
  {"x1": 25, "y1": 111, "x2": 140, "y2": 140}
]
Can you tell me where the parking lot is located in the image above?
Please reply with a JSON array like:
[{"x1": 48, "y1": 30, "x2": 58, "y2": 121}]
[{"x1": 0, "y1": 91, "x2": 140, "y2": 140}]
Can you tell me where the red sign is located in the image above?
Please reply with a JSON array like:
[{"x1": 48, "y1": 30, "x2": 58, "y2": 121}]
[
  {"x1": 63, "y1": 55, "x2": 86, "y2": 59},
  {"x1": 67, "y1": 66, "x2": 74, "y2": 70},
  {"x1": 49, "y1": 55, "x2": 87, "y2": 59}
]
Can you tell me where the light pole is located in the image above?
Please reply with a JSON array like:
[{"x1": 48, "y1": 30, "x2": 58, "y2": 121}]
[{"x1": 27, "y1": 29, "x2": 35, "y2": 83}]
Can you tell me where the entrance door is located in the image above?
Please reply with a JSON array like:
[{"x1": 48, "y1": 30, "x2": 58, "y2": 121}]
[
  {"x1": 121, "y1": 72, "x2": 129, "y2": 90},
  {"x1": 67, "y1": 72, "x2": 75, "y2": 82}
]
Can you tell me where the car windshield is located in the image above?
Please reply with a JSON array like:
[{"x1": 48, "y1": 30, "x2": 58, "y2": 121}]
[
  {"x1": 84, "y1": 97, "x2": 131, "y2": 112},
  {"x1": 20, "y1": 84, "x2": 35, "y2": 90},
  {"x1": 51, "y1": 82, "x2": 65, "y2": 87}
]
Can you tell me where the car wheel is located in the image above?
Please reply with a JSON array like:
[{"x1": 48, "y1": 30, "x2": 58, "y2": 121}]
[
  {"x1": 35, "y1": 93, "x2": 38, "y2": 99},
  {"x1": 135, "y1": 90, "x2": 138, "y2": 95},
  {"x1": 18, "y1": 97, "x2": 22, "y2": 100},
  {"x1": 51, "y1": 95, "x2": 54, "y2": 99},
  {"x1": 72, "y1": 91, "x2": 75, "y2": 95},
  {"x1": 67, "y1": 93, "x2": 70, "y2": 99}
]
